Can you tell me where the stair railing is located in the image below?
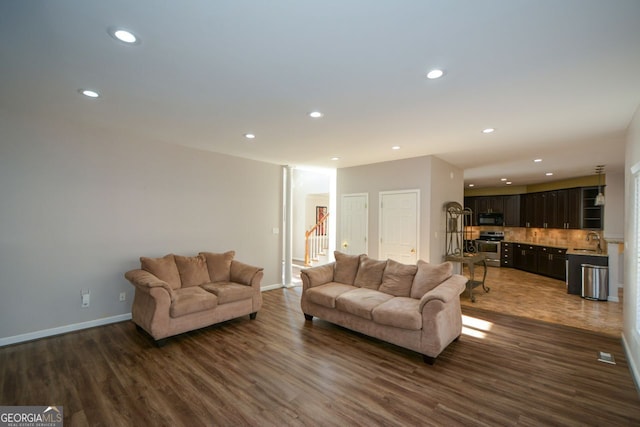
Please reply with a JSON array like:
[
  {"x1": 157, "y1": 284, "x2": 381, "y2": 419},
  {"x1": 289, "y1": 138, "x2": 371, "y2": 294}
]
[{"x1": 304, "y1": 213, "x2": 330, "y2": 266}]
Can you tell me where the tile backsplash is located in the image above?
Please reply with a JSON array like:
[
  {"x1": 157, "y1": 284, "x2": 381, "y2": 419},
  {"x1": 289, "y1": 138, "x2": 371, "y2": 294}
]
[{"x1": 466, "y1": 226, "x2": 606, "y2": 252}]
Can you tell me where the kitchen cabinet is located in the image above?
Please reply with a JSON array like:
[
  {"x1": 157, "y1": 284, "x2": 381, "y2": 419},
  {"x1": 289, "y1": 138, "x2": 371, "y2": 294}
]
[
  {"x1": 519, "y1": 188, "x2": 583, "y2": 229},
  {"x1": 514, "y1": 243, "x2": 538, "y2": 273},
  {"x1": 465, "y1": 195, "x2": 519, "y2": 226},
  {"x1": 475, "y1": 196, "x2": 504, "y2": 214},
  {"x1": 503, "y1": 195, "x2": 520, "y2": 227},
  {"x1": 536, "y1": 246, "x2": 567, "y2": 280},
  {"x1": 582, "y1": 186, "x2": 604, "y2": 230},
  {"x1": 513, "y1": 243, "x2": 567, "y2": 280},
  {"x1": 520, "y1": 192, "x2": 545, "y2": 228},
  {"x1": 501, "y1": 242, "x2": 514, "y2": 267}
]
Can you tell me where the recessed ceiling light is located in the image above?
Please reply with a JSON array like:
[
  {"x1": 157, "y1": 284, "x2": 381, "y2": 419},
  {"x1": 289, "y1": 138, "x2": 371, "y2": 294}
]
[
  {"x1": 546, "y1": 172, "x2": 553, "y2": 176},
  {"x1": 244, "y1": 133, "x2": 256, "y2": 139},
  {"x1": 426, "y1": 69, "x2": 444, "y2": 79},
  {"x1": 482, "y1": 128, "x2": 495, "y2": 134},
  {"x1": 506, "y1": 181, "x2": 512, "y2": 185},
  {"x1": 500, "y1": 178, "x2": 507, "y2": 181},
  {"x1": 79, "y1": 89, "x2": 100, "y2": 98},
  {"x1": 391, "y1": 146, "x2": 400, "y2": 150},
  {"x1": 534, "y1": 158, "x2": 543, "y2": 163},
  {"x1": 309, "y1": 111, "x2": 323, "y2": 118},
  {"x1": 331, "y1": 157, "x2": 340, "y2": 161},
  {"x1": 468, "y1": 184, "x2": 475, "y2": 187},
  {"x1": 108, "y1": 27, "x2": 140, "y2": 44}
]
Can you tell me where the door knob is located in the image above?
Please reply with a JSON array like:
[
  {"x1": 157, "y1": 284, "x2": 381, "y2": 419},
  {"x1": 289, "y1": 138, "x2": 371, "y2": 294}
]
[
  {"x1": 410, "y1": 248, "x2": 416, "y2": 253},
  {"x1": 342, "y1": 242, "x2": 348, "y2": 248}
]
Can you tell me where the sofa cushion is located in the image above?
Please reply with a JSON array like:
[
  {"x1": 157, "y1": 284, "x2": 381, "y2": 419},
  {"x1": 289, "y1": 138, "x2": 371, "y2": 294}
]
[
  {"x1": 353, "y1": 256, "x2": 387, "y2": 289},
  {"x1": 372, "y1": 297, "x2": 422, "y2": 330},
  {"x1": 379, "y1": 259, "x2": 418, "y2": 297},
  {"x1": 140, "y1": 254, "x2": 181, "y2": 290},
  {"x1": 170, "y1": 287, "x2": 218, "y2": 318},
  {"x1": 410, "y1": 260, "x2": 453, "y2": 299},
  {"x1": 201, "y1": 282, "x2": 254, "y2": 304},
  {"x1": 335, "y1": 288, "x2": 394, "y2": 320},
  {"x1": 333, "y1": 251, "x2": 361, "y2": 285},
  {"x1": 174, "y1": 254, "x2": 211, "y2": 287},
  {"x1": 305, "y1": 283, "x2": 357, "y2": 308},
  {"x1": 200, "y1": 251, "x2": 235, "y2": 282}
]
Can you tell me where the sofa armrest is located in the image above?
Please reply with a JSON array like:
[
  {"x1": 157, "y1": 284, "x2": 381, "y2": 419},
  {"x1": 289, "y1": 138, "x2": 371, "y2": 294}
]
[
  {"x1": 418, "y1": 274, "x2": 467, "y2": 311},
  {"x1": 124, "y1": 269, "x2": 174, "y2": 296},
  {"x1": 230, "y1": 260, "x2": 263, "y2": 286},
  {"x1": 300, "y1": 262, "x2": 335, "y2": 291}
]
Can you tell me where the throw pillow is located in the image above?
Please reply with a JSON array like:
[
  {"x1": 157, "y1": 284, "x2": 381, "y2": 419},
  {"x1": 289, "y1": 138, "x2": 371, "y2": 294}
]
[
  {"x1": 410, "y1": 260, "x2": 453, "y2": 299},
  {"x1": 174, "y1": 254, "x2": 211, "y2": 287},
  {"x1": 379, "y1": 259, "x2": 418, "y2": 297},
  {"x1": 200, "y1": 251, "x2": 235, "y2": 282},
  {"x1": 140, "y1": 254, "x2": 182, "y2": 290},
  {"x1": 333, "y1": 251, "x2": 362, "y2": 285},
  {"x1": 353, "y1": 256, "x2": 387, "y2": 289}
]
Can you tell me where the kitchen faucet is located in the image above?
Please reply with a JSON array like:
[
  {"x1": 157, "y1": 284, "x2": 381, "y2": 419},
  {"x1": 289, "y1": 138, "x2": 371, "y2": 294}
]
[{"x1": 586, "y1": 231, "x2": 602, "y2": 253}]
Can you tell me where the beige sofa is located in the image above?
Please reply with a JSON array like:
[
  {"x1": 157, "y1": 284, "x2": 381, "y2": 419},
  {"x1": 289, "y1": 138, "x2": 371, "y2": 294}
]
[
  {"x1": 300, "y1": 252, "x2": 467, "y2": 364},
  {"x1": 124, "y1": 251, "x2": 263, "y2": 345}
]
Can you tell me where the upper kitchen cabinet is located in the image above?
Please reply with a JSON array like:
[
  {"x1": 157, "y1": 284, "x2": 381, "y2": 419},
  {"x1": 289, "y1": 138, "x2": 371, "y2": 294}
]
[
  {"x1": 475, "y1": 196, "x2": 504, "y2": 214},
  {"x1": 520, "y1": 188, "x2": 583, "y2": 229},
  {"x1": 503, "y1": 194, "x2": 520, "y2": 227},
  {"x1": 556, "y1": 188, "x2": 581, "y2": 229},
  {"x1": 582, "y1": 186, "x2": 604, "y2": 230}
]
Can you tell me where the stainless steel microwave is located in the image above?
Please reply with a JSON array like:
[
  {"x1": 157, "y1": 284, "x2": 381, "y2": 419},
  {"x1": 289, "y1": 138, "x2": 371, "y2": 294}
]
[{"x1": 478, "y1": 212, "x2": 504, "y2": 226}]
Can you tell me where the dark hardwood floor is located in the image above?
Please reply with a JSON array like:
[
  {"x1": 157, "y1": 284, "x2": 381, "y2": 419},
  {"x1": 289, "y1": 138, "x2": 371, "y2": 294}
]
[{"x1": 1, "y1": 287, "x2": 639, "y2": 426}]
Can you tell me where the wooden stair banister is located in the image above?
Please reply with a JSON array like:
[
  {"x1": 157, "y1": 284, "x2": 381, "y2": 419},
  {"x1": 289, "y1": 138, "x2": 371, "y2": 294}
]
[{"x1": 304, "y1": 213, "x2": 330, "y2": 266}]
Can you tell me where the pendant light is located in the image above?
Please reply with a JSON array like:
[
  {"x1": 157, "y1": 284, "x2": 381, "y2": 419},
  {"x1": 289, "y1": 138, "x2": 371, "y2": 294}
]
[{"x1": 594, "y1": 165, "x2": 605, "y2": 206}]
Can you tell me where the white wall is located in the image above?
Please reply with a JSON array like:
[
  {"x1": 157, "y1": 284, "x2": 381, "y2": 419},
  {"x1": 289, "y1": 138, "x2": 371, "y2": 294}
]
[
  {"x1": 623, "y1": 104, "x2": 640, "y2": 384},
  {"x1": 0, "y1": 112, "x2": 282, "y2": 341},
  {"x1": 336, "y1": 155, "x2": 463, "y2": 264},
  {"x1": 604, "y1": 171, "x2": 625, "y2": 240}
]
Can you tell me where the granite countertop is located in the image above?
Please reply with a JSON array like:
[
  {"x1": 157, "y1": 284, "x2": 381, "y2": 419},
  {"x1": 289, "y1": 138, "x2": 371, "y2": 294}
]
[
  {"x1": 506, "y1": 240, "x2": 608, "y2": 257},
  {"x1": 566, "y1": 248, "x2": 608, "y2": 257}
]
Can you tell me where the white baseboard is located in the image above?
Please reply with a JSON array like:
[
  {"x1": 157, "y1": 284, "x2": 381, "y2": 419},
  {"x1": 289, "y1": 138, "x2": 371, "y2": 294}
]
[
  {"x1": 2, "y1": 285, "x2": 288, "y2": 347},
  {"x1": 261, "y1": 283, "x2": 285, "y2": 291},
  {"x1": 622, "y1": 333, "x2": 640, "y2": 393},
  {"x1": 0, "y1": 313, "x2": 132, "y2": 347}
]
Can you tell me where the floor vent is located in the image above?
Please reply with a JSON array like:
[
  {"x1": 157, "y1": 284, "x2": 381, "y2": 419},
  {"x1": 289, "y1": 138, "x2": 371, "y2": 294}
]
[{"x1": 597, "y1": 351, "x2": 616, "y2": 365}]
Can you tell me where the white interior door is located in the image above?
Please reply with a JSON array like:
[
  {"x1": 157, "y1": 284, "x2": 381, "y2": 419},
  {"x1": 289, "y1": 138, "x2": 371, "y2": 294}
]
[
  {"x1": 379, "y1": 190, "x2": 419, "y2": 263},
  {"x1": 340, "y1": 193, "x2": 368, "y2": 255}
]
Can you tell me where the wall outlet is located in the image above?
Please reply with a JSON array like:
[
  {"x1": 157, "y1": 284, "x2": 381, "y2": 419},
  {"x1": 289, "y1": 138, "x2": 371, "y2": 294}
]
[
  {"x1": 119, "y1": 292, "x2": 126, "y2": 302},
  {"x1": 81, "y1": 290, "x2": 90, "y2": 308}
]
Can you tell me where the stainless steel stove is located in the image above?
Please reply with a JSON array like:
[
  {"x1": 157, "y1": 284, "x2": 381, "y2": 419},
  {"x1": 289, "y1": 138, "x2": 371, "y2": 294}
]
[{"x1": 476, "y1": 231, "x2": 504, "y2": 267}]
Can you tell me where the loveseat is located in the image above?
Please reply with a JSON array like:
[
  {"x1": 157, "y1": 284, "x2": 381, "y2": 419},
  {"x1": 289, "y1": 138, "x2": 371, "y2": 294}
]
[
  {"x1": 300, "y1": 252, "x2": 467, "y2": 364},
  {"x1": 124, "y1": 251, "x2": 263, "y2": 344}
]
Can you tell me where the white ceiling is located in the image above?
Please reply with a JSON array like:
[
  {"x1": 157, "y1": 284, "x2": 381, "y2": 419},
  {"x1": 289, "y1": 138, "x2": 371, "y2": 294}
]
[{"x1": 1, "y1": 1, "x2": 639, "y2": 188}]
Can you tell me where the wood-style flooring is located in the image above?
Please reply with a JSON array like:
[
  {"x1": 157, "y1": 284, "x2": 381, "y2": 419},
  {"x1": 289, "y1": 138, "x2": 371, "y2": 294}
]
[
  {"x1": 1, "y1": 284, "x2": 639, "y2": 426},
  {"x1": 459, "y1": 266, "x2": 623, "y2": 337}
]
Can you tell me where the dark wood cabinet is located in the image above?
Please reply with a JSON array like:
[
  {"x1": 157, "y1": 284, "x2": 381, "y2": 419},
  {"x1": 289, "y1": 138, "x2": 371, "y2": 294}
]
[
  {"x1": 503, "y1": 195, "x2": 520, "y2": 227},
  {"x1": 467, "y1": 188, "x2": 589, "y2": 230},
  {"x1": 582, "y1": 186, "x2": 604, "y2": 230},
  {"x1": 516, "y1": 187, "x2": 589, "y2": 230},
  {"x1": 475, "y1": 196, "x2": 504, "y2": 214},
  {"x1": 521, "y1": 192, "x2": 545, "y2": 228},
  {"x1": 501, "y1": 242, "x2": 513, "y2": 267},
  {"x1": 514, "y1": 243, "x2": 538, "y2": 273},
  {"x1": 513, "y1": 243, "x2": 567, "y2": 280},
  {"x1": 536, "y1": 246, "x2": 567, "y2": 280}
]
